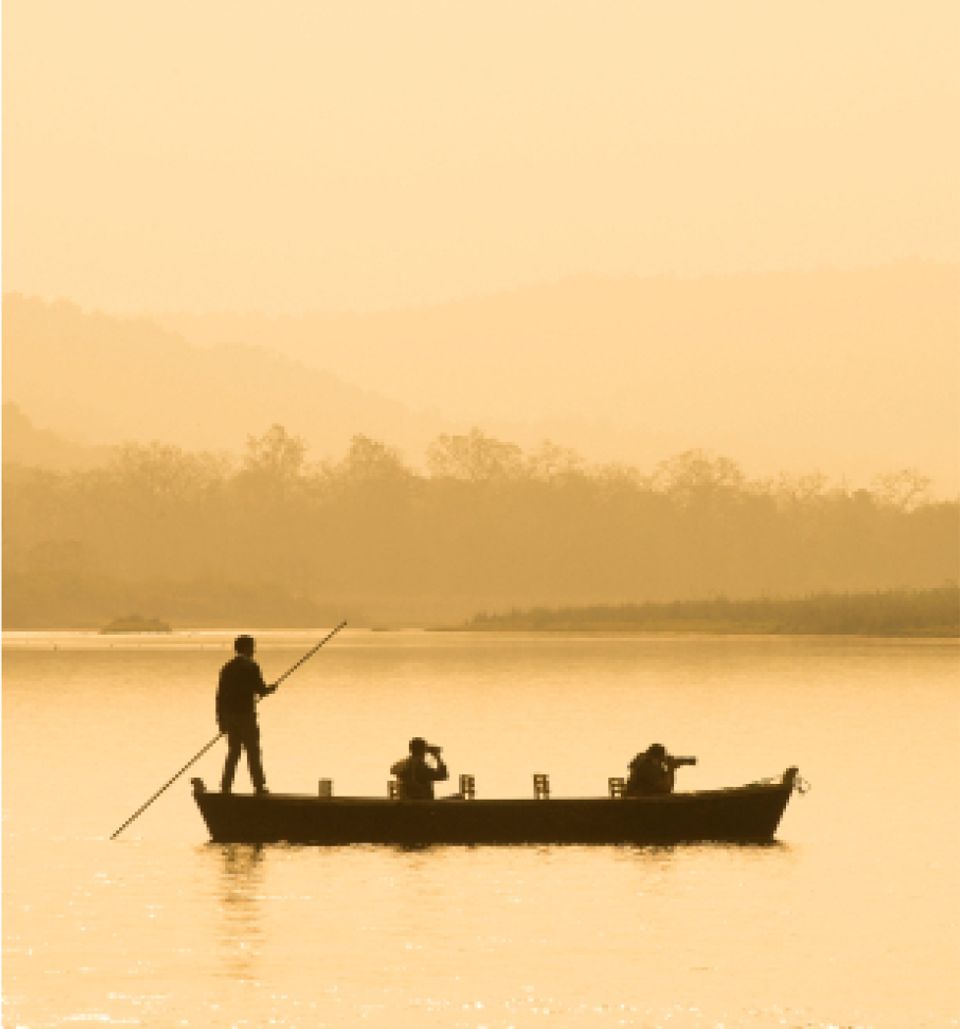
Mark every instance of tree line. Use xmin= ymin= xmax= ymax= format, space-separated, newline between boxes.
xmin=466 ymin=587 xmax=960 ymax=636
xmin=3 ymin=425 xmax=957 ymax=628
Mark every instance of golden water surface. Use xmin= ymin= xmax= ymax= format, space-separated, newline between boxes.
xmin=3 ymin=630 xmax=958 ymax=1027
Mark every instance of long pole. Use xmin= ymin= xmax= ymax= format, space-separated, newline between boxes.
xmin=109 ymin=621 xmax=347 ymax=839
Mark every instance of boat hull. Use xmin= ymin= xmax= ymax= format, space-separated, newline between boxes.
xmin=191 ymin=770 xmax=798 ymax=846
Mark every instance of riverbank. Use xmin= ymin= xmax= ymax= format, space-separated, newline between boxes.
xmin=462 ymin=587 xmax=960 ymax=637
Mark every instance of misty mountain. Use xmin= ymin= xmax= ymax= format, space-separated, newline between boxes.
xmin=4 ymin=263 xmax=958 ymax=492
xmin=2 ymin=402 xmax=112 ymax=471
xmin=163 ymin=263 xmax=960 ymax=491
xmin=2 ymin=294 xmax=446 ymax=460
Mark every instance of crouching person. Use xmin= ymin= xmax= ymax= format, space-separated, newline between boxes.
xmin=626 ymin=743 xmax=696 ymax=796
xmin=390 ymin=737 xmax=449 ymax=799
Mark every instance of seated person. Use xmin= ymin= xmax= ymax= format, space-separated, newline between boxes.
xmin=390 ymin=737 xmax=449 ymax=799
xmin=626 ymin=743 xmax=696 ymax=796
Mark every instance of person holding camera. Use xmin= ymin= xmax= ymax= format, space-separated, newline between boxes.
xmin=390 ymin=737 xmax=449 ymax=799
xmin=625 ymin=743 xmax=696 ymax=796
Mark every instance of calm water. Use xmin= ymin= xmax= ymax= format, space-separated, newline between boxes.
xmin=3 ymin=630 xmax=958 ymax=1028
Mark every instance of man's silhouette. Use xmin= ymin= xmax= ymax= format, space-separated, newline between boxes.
xmin=625 ymin=743 xmax=696 ymax=796
xmin=390 ymin=737 xmax=449 ymax=799
xmin=216 ymin=634 xmax=276 ymax=794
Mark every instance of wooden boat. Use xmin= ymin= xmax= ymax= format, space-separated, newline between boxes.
xmin=191 ymin=767 xmax=802 ymax=846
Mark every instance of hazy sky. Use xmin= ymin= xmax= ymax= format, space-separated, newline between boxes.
xmin=4 ymin=1 xmax=958 ymax=314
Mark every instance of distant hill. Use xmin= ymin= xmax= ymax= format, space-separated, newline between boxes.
xmin=2 ymin=402 xmax=111 ymax=471
xmin=163 ymin=263 xmax=960 ymax=491
xmin=2 ymin=294 xmax=447 ymax=460
xmin=4 ymin=263 xmax=958 ymax=490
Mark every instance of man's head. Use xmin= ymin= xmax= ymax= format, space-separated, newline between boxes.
xmin=646 ymin=743 xmax=666 ymax=759
xmin=234 ymin=634 xmax=255 ymax=657
xmin=409 ymin=736 xmax=428 ymax=756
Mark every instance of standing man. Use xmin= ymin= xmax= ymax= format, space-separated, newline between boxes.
xmin=217 ymin=634 xmax=277 ymax=795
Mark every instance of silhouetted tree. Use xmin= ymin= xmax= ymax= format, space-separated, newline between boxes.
xmin=427 ymin=428 xmax=525 ymax=482
xmin=3 ymin=426 xmax=957 ymax=627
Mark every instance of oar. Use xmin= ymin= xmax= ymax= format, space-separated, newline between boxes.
xmin=109 ymin=621 xmax=347 ymax=839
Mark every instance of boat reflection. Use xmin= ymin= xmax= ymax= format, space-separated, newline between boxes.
xmin=212 ymin=843 xmax=266 ymax=982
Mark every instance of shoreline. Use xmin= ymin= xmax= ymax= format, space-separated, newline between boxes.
xmin=446 ymin=626 xmax=959 ymax=638
xmin=3 ymin=624 xmax=958 ymax=641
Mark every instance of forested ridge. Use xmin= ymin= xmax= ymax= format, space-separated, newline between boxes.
xmin=3 ymin=425 xmax=957 ymax=629
xmin=466 ymin=587 xmax=959 ymax=636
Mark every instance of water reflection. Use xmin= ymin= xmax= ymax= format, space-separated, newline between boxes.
xmin=620 ymin=839 xmax=790 ymax=856
xmin=211 ymin=843 xmax=265 ymax=981
xmin=4 ymin=634 xmax=956 ymax=1029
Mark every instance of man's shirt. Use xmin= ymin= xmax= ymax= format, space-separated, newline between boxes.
xmin=216 ymin=654 xmax=270 ymax=727
xmin=389 ymin=754 xmax=449 ymax=799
